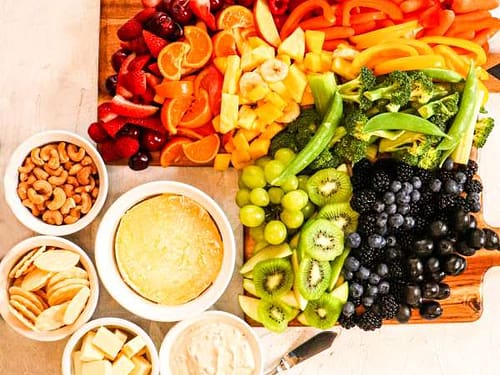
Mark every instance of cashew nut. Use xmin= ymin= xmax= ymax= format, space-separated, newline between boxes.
xmin=60 ymin=198 xmax=76 ymax=215
xmin=33 ymin=180 xmax=53 ymax=196
xmin=64 ymin=214 xmax=79 ymax=225
xmin=48 ymin=170 xmax=68 ymax=186
xmin=81 ymin=155 xmax=94 ymax=166
xmin=30 ymin=148 xmax=44 ymax=166
xmin=63 ymin=183 xmax=75 ymax=197
xmin=46 ymin=149 xmax=60 ymax=170
xmin=42 ymin=210 xmax=63 ymax=225
xmin=27 ymin=188 xmax=47 ymax=205
xmin=80 ymin=192 xmax=92 ymax=214
xmin=73 ymin=194 xmax=82 ymax=204
xmin=22 ymin=199 xmax=40 ymax=216
xmin=67 ymin=176 xmax=79 ymax=187
xmin=67 ymin=144 xmax=86 ymax=162
xmin=43 ymin=164 xmax=63 ymax=176
xmin=26 ymin=175 xmax=36 ymax=185
xmin=91 ymin=187 xmax=99 ymax=199
xmin=63 ymin=161 xmax=73 ymax=170
xmin=69 ymin=163 xmax=83 ymax=176
xmin=19 ymin=172 xmax=29 ymax=182
xmin=58 ymin=142 xmax=70 ymax=163
xmin=46 ymin=187 xmax=66 ymax=211
xmin=17 ymin=182 xmax=29 ymax=200
xmin=40 ymin=144 xmax=57 ymax=161
xmin=33 ymin=167 xmax=49 ymax=180
xmin=64 ymin=207 xmax=81 ymax=224
xmin=76 ymin=166 xmax=92 ymax=186
xmin=18 ymin=157 xmax=35 ymax=174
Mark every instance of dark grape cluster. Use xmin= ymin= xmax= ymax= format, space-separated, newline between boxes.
xmin=340 ymin=158 xmax=500 ymax=331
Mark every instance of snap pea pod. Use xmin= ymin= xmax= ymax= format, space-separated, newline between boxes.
xmin=363 ymin=112 xmax=450 ymax=138
xmin=271 ymin=92 xmax=343 ymax=186
xmin=421 ymin=68 xmax=464 ymax=83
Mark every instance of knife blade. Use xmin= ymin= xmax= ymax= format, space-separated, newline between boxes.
xmin=264 ymin=331 xmax=337 ymax=374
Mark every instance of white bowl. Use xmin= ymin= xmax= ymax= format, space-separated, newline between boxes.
xmin=0 ymin=236 xmax=99 ymax=341
xmin=95 ymin=181 xmax=236 ymax=322
xmin=62 ymin=317 xmax=159 ymax=375
xmin=159 ymin=311 xmax=263 ymax=375
xmin=4 ymin=130 xmax=109 ymax=236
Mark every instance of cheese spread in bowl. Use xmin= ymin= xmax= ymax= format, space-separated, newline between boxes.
xmin=159 ymin=311 xmax=263 ymax=375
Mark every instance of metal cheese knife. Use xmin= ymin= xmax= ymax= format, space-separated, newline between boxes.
xmin=264 ymin=331 xmax=337 ymax=374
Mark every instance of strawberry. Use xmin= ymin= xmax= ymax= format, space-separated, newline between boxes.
xmin=117 ymin=19 xmax=143 ymax=42
xmin=110 ymin=95 xmax=159 ymax=118
xmin=142 ymin=30 xmax=167 ymax=58
xmin=123 ymin=70 xmax=147 ymax=96
xmin=123 ymin=116 xmax=166 ymax=133
xmin=115 ymin=135 xmax=140 ymax=158
xmin=129 ymin=55 xmax=151 ymax=71
xmin=97 ymin=102 xmax=118 ymax=122
xmin=121 ymin=37 xmax=149 ymax=54
xmin=134 ymin=7 xmax=157 ymax=24
xmin=116 ymin=84 xmax=134 ymax=99
xmin=88 ymin=121 xmax=110 ymax=143
xmin=101 ymin=116 xmax=128 ymax=137
xmin=99 ymin=140 xmax=121 ymax=163
xmin=141 ymin=0 xmax=162 ymax=8
xmin=145 ymin=72 xmax=161 ymax=88
xmin=139 ymin=86 xmax=156 ymax=104
xmin=147 ymin=62 xmax=162 ymax=77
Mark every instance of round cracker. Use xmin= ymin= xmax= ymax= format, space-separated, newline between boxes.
xmin=34 ymin=290 xmax=49 ymax=309
xmin=12 ymin=276 xmax=24 ymax=287
xmin=48 ymin=284 xmax=85 ymax=306
xmin=10 ymin=294 xmax=43 ymax=316
xmin=10 ymin=299 xmax=38 ymax=323
xmin=9 ymin=246 xmax=46 ymax=279
xmin=21 ymin=268 xmax=54 ymax=291
xmin=47 ymin=266 xmax=88 ymax=290
xmin=9 ymin=286 xmax=45 ymax=311
xmin=8 ymin=304 xmax=36 ymax=331
xmin=47 ymin=278 xmax=90 ymax=297
xmin=63 ymin=286 xmax=90 ymax=325
xmin=34 ymin=250 xmax=80 ymax=273
xmin=35 ymin=302 xmax=69 ymax=331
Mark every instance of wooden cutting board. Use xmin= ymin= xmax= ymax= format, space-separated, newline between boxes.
xmin=99 ymin=0 xmax=500 ymax=324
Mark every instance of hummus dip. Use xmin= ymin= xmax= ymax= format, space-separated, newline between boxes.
xmin=114 ymin=193 xmax=223 ymax=305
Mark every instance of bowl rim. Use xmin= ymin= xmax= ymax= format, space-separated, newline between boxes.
xmin=158 ymin=310 xmax=263 ymax=375
xmin=3 ymin=130 xmax=109 ymax=236
xmin=94 ymin=180 xmax=236 ymax=322
xmin=61 ymin=316 xmax=160 ymax=375
xmin=0 ymin=235 xmax=99 ymax=341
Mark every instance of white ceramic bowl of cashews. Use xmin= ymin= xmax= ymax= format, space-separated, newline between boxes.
xmin=4 ymin=130 xmax=109 ymax=236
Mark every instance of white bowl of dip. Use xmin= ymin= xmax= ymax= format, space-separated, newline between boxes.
xmin=159 ymin=310 xmax=263 ymax=375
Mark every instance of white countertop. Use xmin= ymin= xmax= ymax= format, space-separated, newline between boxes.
xmin=1 ymin=1 xmax=500 ymax=374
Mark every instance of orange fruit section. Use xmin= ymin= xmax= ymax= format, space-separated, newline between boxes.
xmin=157 ymin=42 xmax=191 ymax=81
xmin=212 ymin=30 xmax=238 ymax=57
xmin=217 ymin=5 xmax=255 ymax=30
xmin=160 ymin=137 xmax=193 ymax=167
xmin=182 ymin=134 xmax=221 ymax=164
xmin=155 ymin=80 xmax=194 ymax=98
xmin=161 ymin=96 xmax=192 ymax=134
xmin=179 ymin=89 xmax=213 ymax=128
xmin=183 ymin=26 xmax=213 ymax=69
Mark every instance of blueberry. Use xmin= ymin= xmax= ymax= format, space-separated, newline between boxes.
xmin=456 ymin=241 xmax=476 ymax=256
xmin=389 ymin=213 xmax=404 ymax=228
xmin=391 ymin=180 xmax=402 ymax=193
xmin=368 ymin=234 xmax=385 ymax=249
xmin=369 ymin=273 xmax=381 ymax=285
xmin=414 ymin=238 xmax=433 ymax=257
xmin=420 ymin=301 xmax=443 ymax=320
xmin=408 ymin=256 xmax=424 ymax=278
xmin=427 ymin=271 xmax=446 ymax=282
xmin=484 ymin=228 xmax=500 ymax=250
xmin=468 ymin=192 xmax=481 ymax=203
xmin=346 ymin=232 xmax=362 ymax=249
xmin=397 ymin=192 xmax=411 ymax=205
xmin=443 ymin=158 xmax=454 ymax=171
xmin=470 ymin=201 xmax=481 ymax=213
xmin=445 ymin=179 xmax=459 ymax=195
xmin=385 ymin=203 xmax=397 ymax=215
xmin=411 ymin=176 xmax=422 ymax=189
xmin=396 ymin=303 xmax=412 ymax=323
xmin=436 ymin=283 xmax=451 ymax=299
xmin=443 ymin=254 xmax=466 ymax=276
xmin=437 ymin=239 xmax=455 ymax=256
xmin=426 ymin=257 xmax=440 ymax=273
xmin=366 ymin=285 xmax=379 ymax=296
xmin=376 ymin=216 xmax=388 ymax=228
xmin=468 ymin=214 xmax=477 ymax=229
xmin=342 ymin=301 xmax=355 ymax=317
xmin=455 ymin=171 xmax=467 ymax=184
xmin=430 ymin=179 xmax=442 ymax=192
xmin=429 ymin=220 xmax=448 ymax=238
xmin=404 ymin=284 xmax=422 ymax=307
xmin=467 ymin=228 xmax=486 ymax=250
xmin=349 ymin=282 xmax=364 ymax=298
xmin=377 ymin=263 xmax=389 ymax=277
xmin=452 ymin=209 xmax=470 ymax=232
xmin=403 ymin=216 xmax=415 ymax=229
xmin=344 ymin=256 xmax=361 ymax=272
xmin=378 ymin=281 xmax=390 ymax=294
xmin=402 ymin=182 xmax=414 ymax=194
xmin=373 ymin=200 xmax=385 ymax=213
xmin=422 ymin=282 xmax=440 ymax=299
xmin=362 ymin=296 xmax=375 ymax=307
xmin=384 ymin=191 xmax=396 ymax=204
xmin=410 ymin=190 xmax=421 ymax=202
xmin=376 ymin=225 xmax=388 ymax=236
xmin=398 ymin=204 xmax=410 ymax=215
xmin=386 ymin=236 xmax=397 ymax=247
xmin=457 ymin=183 xmax=464 ymax=193
xmin=343 ymin=270 xmax=354 ymax=281
xmin=385 ymin=246 xmax=402 ymax=260
xmin=356 ymin=266 xmax=371 ymax=280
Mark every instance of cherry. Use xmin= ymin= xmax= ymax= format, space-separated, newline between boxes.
xmin=118 ymin=124 xmax=141 ymax=139
xmin=145 ymin=11 xmax=176 ymax=39
xmin=236 ymin=0 xmax=255 ymax=7
xmin=210 ymin=0 xmax=224 ymax=12
xmin=168 ymin=22 xmax=184 ymax=41
xmin=105 ymin=74 xmax=118 ymax=96
xmin=141 ymin=129 xmax=168 ymax=151
xmin=168 ymin=0 xmax=193 ymax=25
xmin=111 ymin=49 xmax=129 ymax=72
xmin=128 ymin=151 xmax=151 ymax=170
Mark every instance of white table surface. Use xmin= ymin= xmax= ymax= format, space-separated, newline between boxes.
xmin=1 ymin=1 xmax=500 ymax=374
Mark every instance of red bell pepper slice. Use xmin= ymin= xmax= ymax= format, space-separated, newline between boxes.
xmin=194 ymin=65 xmax=223 ymax=116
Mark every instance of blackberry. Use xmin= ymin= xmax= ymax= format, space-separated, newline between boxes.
xmin=372 ymin=171 xmax=391 ymax=193
xmin=454 ymin=196 xmax=468 ymax=212
xmin=357 ymin=309 xmax=383 ymax=331
xmin=388 ymin=260 xmax=407 ymax=281
xmin=357 ymin=214 xmax=377 ymax=236
xmin=354 ymin=244 xmax=378 ymax=267
xmin=350 ymin=297 xmax=362 ymax=307
xmin=439 ymin=170 xmax=455 ymax=183
xmin=467 ymin=159 xmax=479 ymax=175
xmin=351 ymin=173 xmax=370 ymax=192
xmin=465 ymin=179 xmax=483 ymax=194
xmin=374 ymin=158 xmax=397 ymax=175
xmin=351 ymin=190 xmax=377 ymax=214
xmin=437 ymin=194 xmax=456 ymax=210
xmin=414 ymin=167 xmax=433 ymax=184
xmin=395 ymin=163 xmax=414 ymax=182
xmin=338 ymin=313 xmax=358 ymax=329
xmin=389 ymin=282 xmax=407 ymax=302
xmin=352 ymin=158 xmax=373 ymax=175
xmin=413 ymin=216 xmax=428 ymax=233
xmin=397 ymin=234 xmax=415 ymax=253
xmin=377 ymin=294 xmax=399 ymax=319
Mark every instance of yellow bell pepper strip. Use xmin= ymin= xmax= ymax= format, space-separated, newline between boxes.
xmin=418 ymin=36 xmax=487 ymax=65
xmin=349 ymin=20 xmax=420 ymax=49
xmin=363 ymin=112 xmax=450 ymax=138
xmin=374 ymin=55 xmax=445 ymax=75
xmin=331 ymin=57 xmax=358 ymax=80
xmin=352 ymin=43 xmax=419 ymax=70
xmin=341 ymin=0 xmax=403 ymax=26
xmin=387 ymin=39 xmax=434 ymax=55
xmin=280 ymin=0 xmax=336 ymax=39
xmin=432 ymin=44 xmax=468 ymax=77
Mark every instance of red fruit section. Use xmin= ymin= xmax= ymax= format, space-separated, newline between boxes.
xmin=110 ymin=95 xmax=159 ymax=118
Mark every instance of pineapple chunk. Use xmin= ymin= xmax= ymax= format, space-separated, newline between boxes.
xmin=303 ymin=52 xmax=322 ymax=73
xmin=249 ymin=137 xmax=271 ymax=160
xmin=237 ymin=105 xmax=257 ymax=129
xmin=214 ymin=153 xmax=232 ymax=171
xmin=262 ymin=92 xmax=287 ymax=111
xmin=240 ymin=45 xmax=275 ymax=71
xmin=300 ymin=85 xmax=315 ymax=106
xmin=278 ymin=27 xmax=305 ymax=62
xmin=219 ymin=93 xmax=239 ymax=133
xmin=213 ymin=57 xmax=228 ymax=74
xmin=282 ymin=64 xmax=308 ymax=103
xmin=259 ymin=122 xmax=285 ymax=140
xmin=268 ymin=81 xmax=293 ymax=101
xmin=222 ymin=55 xmax=241 ymax=94
xmin=320 ymin=51 xmax=333 ymax=72
xmin=247 ymin=36 xmax=271 ymax=49
xmin=256 ymin=102 xmax=284 ymax=125
xmin=305 ymin=30 xmax=325 ymax=53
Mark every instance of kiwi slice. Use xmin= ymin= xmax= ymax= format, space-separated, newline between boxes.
xmin=257 ymin=299 xmax=297 ymax=333
xmin=253 ymin=258 xmax=294 ymax=300
xmin=317 ymin=203 xmax=359 ymax=235
xmin=306 ymin=168 xmax=352 ymax=206
xmin=303 ymin=294 xmax=343 ymax=329
xmin=299 ymin=219 xmax=344 ymax=261
xmin=297 ymin=257 xmax=332 ymax=300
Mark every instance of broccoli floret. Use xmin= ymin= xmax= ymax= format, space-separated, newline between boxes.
xmin=391 ymin=136 xmax=442 ymax=170
xmin=343 ymin=109 xmax=371 ymax=142
xmin=306 ymin=149 xmax=343 ymax=172
xmin=338 ymin=67 xmax=377 ymax=111
xmin=430 ymin=82 xmax=454 ymax=100
xmin=473 ymin=117 xmax=495 ymax=148
xmin=332 ymin=135 xmax=369 ymax=164
xmin=363 ymin=71 xmax=411 ymax=112
xmin=417 ymin=92 xmax=460 ymax=122
xmin=408 ymin=71 xmax=434 ymax=105
xmin=378 ymin=131 xmax=427 ymax=153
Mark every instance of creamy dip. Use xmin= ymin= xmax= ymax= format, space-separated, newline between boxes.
xmin=170 ymin=320 xmax=257 ymax=375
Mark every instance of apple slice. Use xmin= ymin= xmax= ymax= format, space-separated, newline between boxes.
xmin=253 ymin=0 xmax=281 ymax=48
xmin=278 ymin=27 xmax=305 ymax=63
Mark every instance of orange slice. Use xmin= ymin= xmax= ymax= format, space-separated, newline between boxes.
xmin=160 ymin=96 xmax=192 ymax=135
xmin=212 ymin=30 xmax=238 ymax=57
xmin=183 ymin=26 xmax=213 ymax=69
xmin=160 ymin=137 xmax=193 ymax=167
xmin=157 ymin=42 xmax=190 ymax=81
xmin=216 ymin=5 xmax=255 ymax=30
xmin=179 ymin=88 xmax=213 ymax=128
xmin=182 ymin=134 xmax=221 ymax=164
xmin=155 ymin=80 xmax=194 ymax=99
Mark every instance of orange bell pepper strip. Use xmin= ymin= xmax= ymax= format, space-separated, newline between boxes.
xmin=350 ymin=11 xmax=387 ymax=24
xmin=374 ymin=55 xmax=445 ymax=75
xmin=299 ymin=15 xmax=336 ymax=30
xmin=280 ymin=0 xmax=336 ymax=39
xmin=322 ymin=26 xmax=356 ymax=40
xmin=352 ymin=43 xmax=420 ymax=69
xmin=350 ymin=20 xmax=419 ymax=49
xmin=341 ymin=0 xmax=403 ymax=26
xmin=418 ymin=36 xmax=487 ymax=65
xmin=352 ymin=20 xmax=378 ymax=34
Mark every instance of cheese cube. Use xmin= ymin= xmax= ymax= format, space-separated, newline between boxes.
xmin=122 ymin=336 xmax=146 ymax=358
xmin=92 ymin=327 xmax=124 ymax=360
xmin=114 ymin=329 xmax=128 ymax=347
xmin=112 ymin=354 xmax=135 ymax=375
xmin=72 ymin=351 xmax=83 ymax=375
xmin=130 ymin=356 xmax=152 ymax=375
xmin=81 ymin=360 xmax=112 ymax=375
xmin=80 ymin=331 xmax=105 ymax=362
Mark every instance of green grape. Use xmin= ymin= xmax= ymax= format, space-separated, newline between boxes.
xmin=297 ymin=175 xmax=309 ymax=191
xmin=249 ymin=225 xmax=266 ymax=242
xmin=239 ymin=205 xmax=266 ymax=227
xmin=264 ymin=220 xmax=288 ymax=245
xmin=280 ymin=209 xmax=304 ymax=229
xmin=235 ymin=189 xmax=251 ymax=207
xmin=255 ymin=156 xmax=272 ymax=169
xmin=268 ymin=187 xmax=284 ymax=204
xmin=281 ymin=190 xmax=309 ymax=211
xmin=264 ymin=160 xmax=285 ymax=184
xmin=274 ymin=148 xmax=296 ymax=165
xmin=301 ymin=201 xmax=316 ymax=219
xmin=280 ymin=175 xmax=299 ymax=192
xmin=250 ymin=187 xmax=270 ymax=207
xmin=240 ymin=165 xmax=266 ymax=189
